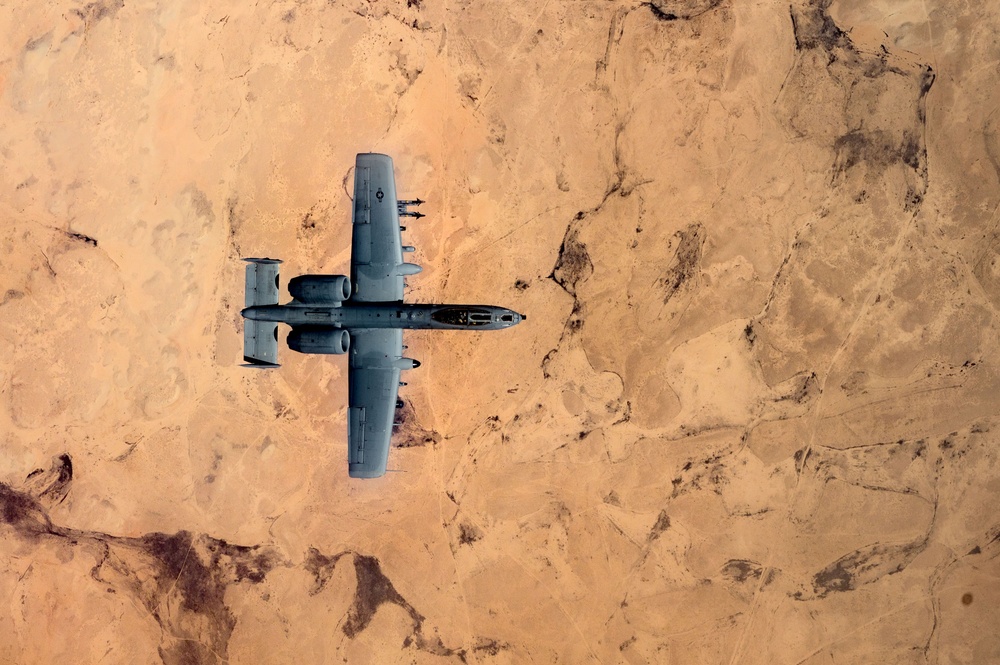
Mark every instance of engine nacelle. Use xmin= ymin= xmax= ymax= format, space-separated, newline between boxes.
xmin=288 ymin=275 xmax=351 ymax=304
xmin=287 ymin=328 xmax=350 ymax=355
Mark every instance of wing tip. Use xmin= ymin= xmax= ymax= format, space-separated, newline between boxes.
xmin=243 ymin=257 xmax=284 ymax=264
xmin=242 ymin=356 xmax=280 ymax=368
xmin=356 ymin=152 xmax=394 ymax=168
xmin=348 ymin=465 xmax=387 ymax=479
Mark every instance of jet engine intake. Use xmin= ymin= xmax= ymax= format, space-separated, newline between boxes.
xmin=287 ymin=328 xmax=350 ymax=355
xmin=288 ymin=275 xmax=352 ymax=303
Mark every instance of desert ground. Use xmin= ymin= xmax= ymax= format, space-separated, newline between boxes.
xmin=2 ymin=0 xmax=999 ymax=663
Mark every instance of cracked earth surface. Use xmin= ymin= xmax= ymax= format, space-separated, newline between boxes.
xmin=1 ymin=0 xmax=999 ymax=662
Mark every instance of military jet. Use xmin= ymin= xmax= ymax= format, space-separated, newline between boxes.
xmin=241 ymin=153 xmax=525 ymax=479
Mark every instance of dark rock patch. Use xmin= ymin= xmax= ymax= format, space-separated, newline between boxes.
xmin=648 ymin=510 xmax=671 ymax=541
xmin=474 ymin=637 xmax=510 ymax=655
xmin=343 ymin=555 xmax=424 ymax=638
xmin=646 ymin=0 xmax=723 ymax=22
xmin=811 ymin=539 xmax=927 ymax=598
xmin=458 ymin=522 xmax=483 ymax=546
xmin=789 ymin=0 xmax=850 ymax=52
xmin=724 ymin=559 xmax=757 ymax=583
xmin=71 ymin=0 xmax=125 ymax=24
xmin=304 ymin=547 xmax=350 ymax=595
xmin=660 ymin=223 xmax=705 ymax=303
xmin=392 ymin=399 xmax=442 ymax=448
xmin=24 ymin=454 xmax=73 ymax=506
xmin=66 ymin=231 xmax=98 ymax=247
xmin=0 ymin=483 xmax=53 ymax=539
xmin=549 ymin=227 xmax=593 ymax=297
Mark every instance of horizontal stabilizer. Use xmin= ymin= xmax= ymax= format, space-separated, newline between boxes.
xmin=244 ymin=320 xmax=280 ymax=367
xmin=243 ymin=258 xmax=283 ymax=307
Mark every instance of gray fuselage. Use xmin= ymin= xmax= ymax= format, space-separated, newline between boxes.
xmin=242 ymin=301 xmax=525 ymax=331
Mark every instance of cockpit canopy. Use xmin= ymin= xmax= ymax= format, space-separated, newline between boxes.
xmin=432 ymin=306 xmax=494 ymax=326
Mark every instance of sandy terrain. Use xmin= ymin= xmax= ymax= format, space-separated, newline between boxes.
xmin=1 ymin=0 xmax=999 ymax=662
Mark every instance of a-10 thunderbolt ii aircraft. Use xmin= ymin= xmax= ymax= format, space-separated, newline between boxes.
xmin=241 ymin=153 xmax=525 ymax=479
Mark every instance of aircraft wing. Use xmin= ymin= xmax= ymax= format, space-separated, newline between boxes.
xmin=347 ymin=328 xmax=403 ymax=478
xmin=350 ymin=153 xmax=405 ymax=302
